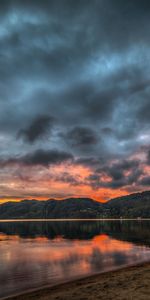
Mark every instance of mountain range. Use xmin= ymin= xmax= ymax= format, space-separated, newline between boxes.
xmin=0 ymin=190 xmax=149 ymax=219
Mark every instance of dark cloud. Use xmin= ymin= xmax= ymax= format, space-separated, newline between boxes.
xmin=86 ymin=159 xmax=144 ymax=190
xmin=65 ymin=126 xmax=98 ymax=147
xmin=0 ymin=0 xmax=150 ymax=198
xmin=75 ymin=157 xmax=103 ymax=168
xmin=18 ymin=115 xmax=54 ymax=143
xmin=0 ymin=149 xmax=73 ymax=167
xmin=98 ymin=160 xmax=140 ymax=181
xmin=53 ymin=172 xmax=81 ymax=186
xmin=139 ymin=176 xmax=150 ymax=186
xmin=147 ymin=149 xmax=150 ymax=165
xmin=20 ymin=149 xmax=73 ymax=167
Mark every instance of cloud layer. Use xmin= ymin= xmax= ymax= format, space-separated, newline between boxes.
xmin=0 ymin=0 xmax=149 ymax=201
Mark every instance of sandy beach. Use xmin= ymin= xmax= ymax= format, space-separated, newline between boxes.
xmin=6 ymin=262 xmax=150 ymax=300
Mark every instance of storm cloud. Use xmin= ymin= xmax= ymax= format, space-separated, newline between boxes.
xmin=0 ymin=0 xmax=149 ymax=200
xmin=0 ymin=149 xmax=73 ymax=167
xmin=86 ymin=158 xmax=145 ymax=190
xmin=18 ymin=115 xmax=54 ymax=143
xmin=64 ymin=126 xmax=98 ymax=147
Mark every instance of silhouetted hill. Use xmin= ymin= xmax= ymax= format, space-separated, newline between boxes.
xmin=0 ymin=191 xmax=149 ymax=219
xmin=105 ymin=191 xmax=150 ymax=218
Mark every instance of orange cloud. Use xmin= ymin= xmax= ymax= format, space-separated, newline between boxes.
xmin=0 ymin=160 xmax=143 ymax=203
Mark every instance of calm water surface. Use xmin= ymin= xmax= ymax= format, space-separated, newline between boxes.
xmin=0 ymin=220 xmax=150 ymax=298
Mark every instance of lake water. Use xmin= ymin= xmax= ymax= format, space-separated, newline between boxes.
xmin=0 ymin=220 xmax=150 ymax=299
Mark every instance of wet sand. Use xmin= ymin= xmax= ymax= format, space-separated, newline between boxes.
xmin=6 ymin=262 xmax=150 ymax=300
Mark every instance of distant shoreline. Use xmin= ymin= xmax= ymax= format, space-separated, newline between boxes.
xmin=0 ymin=218 xmax=150 ymax=222
xmin=2 ymin=261 xmax=150 ymax=300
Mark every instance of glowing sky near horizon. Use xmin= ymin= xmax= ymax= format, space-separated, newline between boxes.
xmin=0 ymin=0 xmax=150 ymax=202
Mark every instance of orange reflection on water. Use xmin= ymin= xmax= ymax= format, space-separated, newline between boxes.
xmin=92 ymin=234 xmax=132 ymax=252
xmin=1 ymin=224 xmax=150 ymax=300
xmin=0 ymin=232 xmax=133 ymax=265
xmin=0 ymin=233 xmax=20 ymax=241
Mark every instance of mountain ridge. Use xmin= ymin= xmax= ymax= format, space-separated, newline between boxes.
xmin=0 ymin=190 xmax=150 ymax=219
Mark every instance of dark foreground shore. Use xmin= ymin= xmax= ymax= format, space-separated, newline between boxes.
xmin=7 ymin=263 xmax=150 ymax=300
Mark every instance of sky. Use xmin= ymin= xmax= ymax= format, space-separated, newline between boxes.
xmin=0 ymin=0 xmax=150 ymax=202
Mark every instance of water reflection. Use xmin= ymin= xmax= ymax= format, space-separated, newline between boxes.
xmin=0 ymin=221 xmax=150 ymax=298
